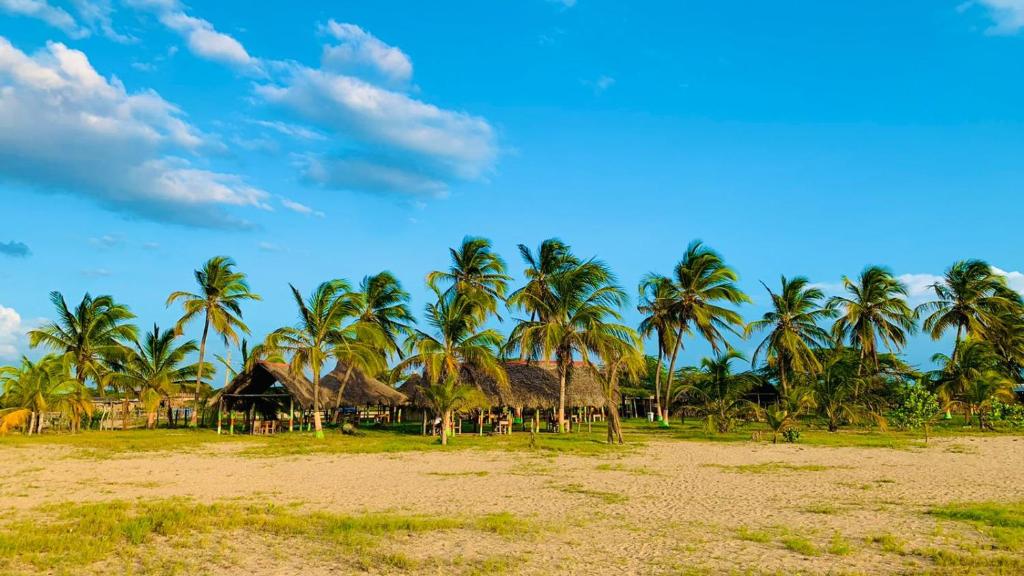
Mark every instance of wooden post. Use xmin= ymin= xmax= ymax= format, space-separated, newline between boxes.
xmin=289 ymin=398 xmax=294 ymax=432
xmin=217 ymin=398 xmax=223 ymax=435
xmin=229 ymin=410 xmax=235 ymax=435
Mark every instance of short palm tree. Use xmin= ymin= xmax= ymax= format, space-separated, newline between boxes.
xmin=106 ymin=325 xmax=209 ymax=430
xmin=426 ymin=236 xmax=510 ymax=321
xmin=267 ymin=280 xmax=362 ymax=439
xmin=930 ymin=338 xmax=1015 ymax=427
xmin=746 ymin=276 xmax=833 ymax=394
xmin=659 ymin=242 xmax=749 ymax=424
xmin=679 ymin=350 xmax=760 ymax=433
xmin=593 ymin=324 xmax=643 ymax=444
xmin=167 ymin=256 xmax=260 ymax=426
xmin=28 ymin=291 xmax=137 ymax=393
xmin=917 ymin=260 xmax=1023 ymax=360
xmin=399 ymin=287 xmax=508 ymax=445
xmin=829 ymin=266 xmax=917 ymax=374
xmin=812 ymin=349 xmax=886 ymax=432
xmin=508 ymin=257 xmax=631 ymax=432
xmin=762 ymin=385 xmax=815 ymax=443
xmin=637 ymin=274 xmax=679 ymax=421
xmin=0 ymin=355 xmax=87 ymax=434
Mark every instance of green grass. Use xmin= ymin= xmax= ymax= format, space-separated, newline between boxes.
xmin=551 ymin=482 xmax=628 ymax=504
xmin=827 ymin=533 xmax=852 ymax=555
xmin=704 ymin=461 xmax=833 ymax=474
xmin=803 ymin=503 xmax=841 ymax=515
xmin=868 ymin=532 xmax=905 ymax=554
xmin=594 ymin=462 xmax=660 ymax=476
xmin=426 ymin=470 xmax=490 ymax=478
xmin=930 ymin=501 xmax=1024 ymax=552
xmin=0 ymin=498 xmax=535 ymax=575
xmin=735 ymin=526 xmax=772 ymax=543
xmin=781 ymin=536 xmax=820 ymax=556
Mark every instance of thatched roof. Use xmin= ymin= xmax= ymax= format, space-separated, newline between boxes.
xmin=321 ymin=362 xmax=406 ymax=407
xmin=221 ymin=361 xmax=406 ymax=410
xmin=396 ymin=374 xmax=429 ymax=407
xmin=404 ymin=360 xmax=607 ymax=410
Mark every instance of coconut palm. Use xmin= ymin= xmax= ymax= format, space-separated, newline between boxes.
xmin=761 ymin=385 xmax=815 ymax=443
xmin=355 ymin=272 xmax=415 ymax=363
xmin=426 ymin=236 xmax=510 ymax=321
xmin=929 ymin=338 xmax=1016 ymax=427
xmin=637 ymin=274 xmax=680 ymax=422
xmin=105 ymin=325 xmax=210 ymax=430
xmin=829 ymin=266 xmax=917 ymax=374
xmin=399 ymin=287 xmax=507 ymax=445
xmin=507 ymin=256 xmax=631 ymax=432
xmin=655 ymin=241 xmax=750 ymax=423
xmin=958 ymin=371 xmax=1016 ymax=430
xmin=678 ymin=350 xmax=760 ymax=433
xmin=593 ymin=325 xmax=643 ymax=444
xmin=812 ymin=348 xmax=887 ymax=432
xmin=509 ymin=239 xmax=580 ymax=322
xmin=0 ymin=355 xmax=88 ymax=434
xmin=167 ymin=256 xmax=260 ymax=426
xmin=28 ymin=291 xmax=137 ymax=394
xmin=917 ymin=260 xmax=1023 ymax=360
xmin=266 ymin=280 xmax=363 ymax=439
xmin=746 ymin=276 xmax=833 ymax=394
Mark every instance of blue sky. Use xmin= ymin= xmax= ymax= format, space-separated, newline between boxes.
xmin=1 ymin=0 xmax=1023 ymax=372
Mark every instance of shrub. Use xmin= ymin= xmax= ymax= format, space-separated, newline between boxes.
xmin=890 ymin=385 xmax=942 ymax=439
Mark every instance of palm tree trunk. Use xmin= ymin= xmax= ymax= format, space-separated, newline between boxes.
xmin=123 ymin=397 xmax=130 ymax=431
xmin=332 ymin=364 xmax=356 ymax=416
xmin=662 ymin=327 xmax=685 ymax=425
xmin=312 ymin=367 xmax=324 ymax=439
xmin=653 ymin=346 xmax=664 ymax=421
xmin=441 ymin=409 xmax=451 ymax=446
xmin=557 ymin=353 xmax=568 ymax=433
xmin=192 ymin=313 xmax=211 ymax=427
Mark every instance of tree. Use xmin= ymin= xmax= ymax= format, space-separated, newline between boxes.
xmin=400 ymin=287 xmax=507 ymax=446
xmin=638 ymin=274 xmax=679 ymax=422
xmin=167 ymin=256 xmax=260 ymax=427
xmin=510 ymin=239 xmax=579 ymax=320
xmin=930 ymin=339 xmax=1016 ymax=428
xmin=0 ymin=355 xmax=89 ymax=434
xmin=507 ymin=255 xmax=631 ymax=432
xmin=918 ymin=260 xmax=1023 ymax=361
xmin=829 ymin=266 xmax=917 ymax=374
xmin=357 ymin=272 xmax=415 ymax=360
xmin=889 ymin=383 xmax=944 ymax=442
xmin=267 ymin=280 xmax=361 ymax=439
xmin=655 ymin=241 xmax=750 ymax=424
xmin=812 ymin=348 xmax=887 ymax=432
xmin=679 ymin=350 xmax=760 ymax=433
xmin=105 ymin=325 xmax=210 ymax=430
xmin=593 ymin=324 xmax=643 ymax=444
xmin=746 ymin=276 xmax=833 ymax=394
xmin=28 ymin=292 xmax=137 ymax=396
xmin=426 ymin=236 xmax=510 ymax=321
xmin=761 ymin=386 xmax=814 ymax=444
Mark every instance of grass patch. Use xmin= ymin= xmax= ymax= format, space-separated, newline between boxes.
xmin=551 ymin=482 xmax=627 ymax=504
xmin=868 ymin=532 xmax=905 ymax=554
xmin=427 ymin=470 xmax=490 ymax=478
xmin=781 ymin=536 xmax=820 ymax=556
xmin=705 ymin=461 xmax=832 ymax=474
xmin=735 ymin=526 xmax=772 ymax=543
xmin=803 ymin=503 xmax=840 ymax=515
xmin=930 ymin=501 xmax=1024 ymax=552
xmin=0 ymin=498 xmax=534 ymax=575
xmin=827 ymin=533 xmax=852 ymax=555
xmin=594 ymin=462 xmax=660 ymax=476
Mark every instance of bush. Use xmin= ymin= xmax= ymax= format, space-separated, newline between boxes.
xmin=991 ymin=399 xmax=1024 ymax=428
xmin=782 ymin=428 xmax=800 ymax=443
xmin=889 ymin=385 xmax=941 ymax=432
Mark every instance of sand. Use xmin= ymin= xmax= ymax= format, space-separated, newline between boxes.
xmin=1 ymin=436 xmax=1022 ymax=574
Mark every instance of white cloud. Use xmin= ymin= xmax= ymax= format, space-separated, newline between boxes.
xmin=992 ymin=267 xmax=1024 ymax=294
xmin=583 ymin=74 xmax=615 ymax=94
xmin=279 ymin=196 xmax=324 ymax=217
xmin=0 ymin=0 xmax=88 ymax=38
xmin=301 ymin=155 xmax=449 ymax=197
xmin=125 ymin=0 xmax=261 ymax=73
xmin=71 ymin=0 xmax=133 ymax=42
xmin=0 ymin=304 xmax=25 ymax=359
xmin=257 ymin=64 xmax=496 ymax=185
xmin=249 ymin=119 xmax=324 ymax=141
xmin=320 ymin=20 xmax=413 ymax=86
xmin=257 ymin=241 xmax=282 ymax=252
xmin=81 ymin=267 xmax=112 ymax=277
xmin=896 ymin=273 xmax=943 ymax=300
xmin=88 ymin=234 xmax=122 ymax=248
xmin=972 ymin=0 xmax=1024 ymax=34
xmin=0 ymin=36 xmax=269 ymax=227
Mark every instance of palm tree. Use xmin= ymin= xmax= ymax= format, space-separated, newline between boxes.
xmin=746 ymin=276 xmax=833 ymax=394
xmin=105 ymin=325 xmax=210 ymax=430
xmin=657 ymin=241 xmax=750 ymax=423
xmin=638 ymin=274 xmax=679 ymax=422
xmin=509 ymin=239 xmax=579 ymax=321
xmin=167 ymin=256 xmax=260 ymax=426
xmin=918 ymin=260 xmax=1023 ymax=361
xmin=426 ymin=236 xmax=510 ymax=321
xmin=812 ymin=348 xmax=886 ymax=432
xmin=399 ymin=287 xmax=507 ymax=445
xmin=829 ymin=266 xmax=917 ymax=374
xmin=0 ymin=355 xmax=88 ymax=434
xmin=679 ymin=350 xmax=760 ymax=433
xmin=356 ymin=272 xmax=415 ymax=360
xmin=930 ymin=338 xmax=1015 ymax=427
xmin=266 ymin=280 xmax=361 ymax=439
xmin=507 ymin=256 xmax=631 ymax=432
xmin=28 ymin=291 xmax=137 ymax=395
xmin=593 ymin=325 xmax=643 ymax=444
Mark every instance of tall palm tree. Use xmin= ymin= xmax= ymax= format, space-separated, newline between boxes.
xmin=658 ymin=241 xmax=750 ymax=423
xmin=746 ymin=276 xmax=833 ymax=394
xmin=509 ymin=239 xmax=579 ymax=321
xmin=829 ymin=266 xmax=917 ymax=374
xmin=28 ymin=291 xmax=137 ymax=394
xmin=637 ymin=274 xmax=679 ymax=422
xmin=266 ymin=280 xmax=362 ymax=439
xmin=357 ymin=271 xmax=415 ymax=359
xmin=679 ymin=350 xmax=761 ymax=433
xmin=106 ymin=325 xmax=210 ymax=429
xmin=399 ymin=287 xmax=507 ymax=445
xmin=508 ymin=256 xmax=630 ymax=432
xmin=167 ymin=256 xmax=260 ymax=426
xmin=426 ymin=236 xmax=510 ymax=321
xmin=0 ymin=355 xmax=87 ymax=434
xmin=918 ymin=260 xmax=1023 ymax=361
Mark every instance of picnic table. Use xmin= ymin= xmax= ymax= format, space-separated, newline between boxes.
xmin=252 ymin=421 xmax=278 ymax=435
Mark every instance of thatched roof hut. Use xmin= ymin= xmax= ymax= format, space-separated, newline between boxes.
xmin=221 ymin=361 xmax=405 ymax=411
xmin=321 ymin=362 xmax=406 ymax=407
xmin=396 ymin=374 xmax=429 ymax=408
xmin=404 ymin=360 xmax=606 ymax=410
